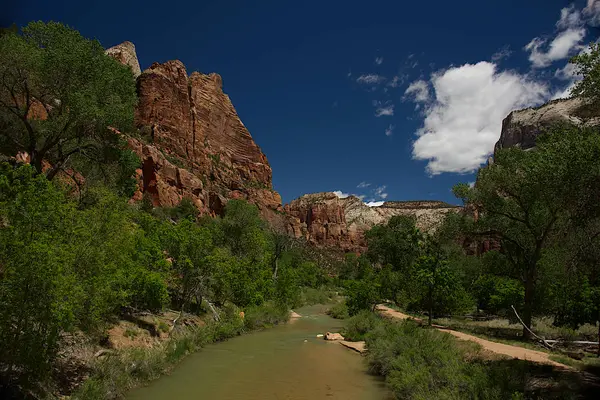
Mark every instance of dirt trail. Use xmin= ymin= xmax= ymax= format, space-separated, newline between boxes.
xmin=375 ymin=304 xmax=566 ymax=367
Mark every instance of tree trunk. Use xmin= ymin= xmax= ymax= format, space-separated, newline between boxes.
xmin=272 ymin=258 xmax=278 ymax=279
xmin=522 ymin=269 xmax=535 ymax=340
xmin=597 ymin=321 xmax=599 ymax=357
xmin=428 ymin=286 xmax=433 ymax=326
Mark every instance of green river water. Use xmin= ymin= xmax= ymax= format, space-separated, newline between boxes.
xmin=127 ymin=304 xmax=391 ymax=400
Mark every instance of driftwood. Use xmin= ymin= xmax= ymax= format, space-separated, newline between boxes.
xmin=545 ymin=340 xmax=599 ymax=345
xmin=511 ymin=305 xmax=554 ymax=349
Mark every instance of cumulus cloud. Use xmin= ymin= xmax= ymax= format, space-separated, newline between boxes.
xmin=584 ymin=0 xmax=600 ymax=26
xmin=409 ymin=62 xmax=548 ymax=175
xmin=357 ymin=182 xmax=371 ymax=188
xmin=385 ymin=124 xmax=395 ymax=136
xmin=525 ymin=6 xmax=585 ymax=68
xmin=366 ymin=201 xmax=385 ymax=207
xmin=333 ymin=190 xmax=350 ymax=198
xmin=356 ymin=74 xmax=386 ymax=84
xmin=375 ymin=57 xmax=384 ymax=65
xmin=404 ymin=80 xmax=430 ymax=103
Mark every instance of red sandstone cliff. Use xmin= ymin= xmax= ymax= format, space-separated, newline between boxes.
xmin=106 ymin=42 xmax=283 ymax=220
xmin=285 ymin=192 xmax=461 ymax=251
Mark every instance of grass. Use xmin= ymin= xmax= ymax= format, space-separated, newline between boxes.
xmin=298 ymin=286 xmax=336 ymax=306
xmin=432 ymin=315 xmax=598 ymax=342
xmin=351 ymin=312 xmax=599 ymax=400
xmin=72 ymin=301 xmax=289 ymax=400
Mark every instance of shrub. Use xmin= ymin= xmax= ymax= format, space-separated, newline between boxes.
xmin=243 ymin=302 xmax=289 ymax=330
xmin=327 ymin=302 xmax=349 ymax=319
xmin=342 ymin=311 xmax=382 ymax=341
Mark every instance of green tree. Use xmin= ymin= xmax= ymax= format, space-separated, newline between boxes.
xmin=0 ymin=164 xmax=80 ymax=388
xmin=453 ymin=126 xmax=600 ymax=338
xmin=365 ymin=215 xmax=421 ymax=306
xmin=0 ymin=22 xmax=137 ymax=179
xmin=413 ymin=235 xmax=470 ymax=325
xmin=570 ymin=42 xmax=600 ymax=105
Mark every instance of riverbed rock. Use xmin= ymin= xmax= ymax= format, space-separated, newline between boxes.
xmin=324 ymin=332 xmax=344 ymax=341
xmin=290 ymin=311 xmax=301 ymax=318
xmin=339 ymin=340 xmax=366 ymax=354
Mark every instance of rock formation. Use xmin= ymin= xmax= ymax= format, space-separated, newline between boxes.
xmin=106 ymin=41 xmax=141 ymax=78
xmin=495 ymin=97 xmax=600 ymax=154
xmin=106 ymin=42 xmax=283 ymax=221
xmin=285 ymin=192 xmax=461 ymax=251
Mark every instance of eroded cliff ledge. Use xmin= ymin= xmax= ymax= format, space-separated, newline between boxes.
xmin=285 ymin=192 xmax=461 ymax=251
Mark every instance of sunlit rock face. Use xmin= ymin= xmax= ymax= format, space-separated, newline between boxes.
xmin=285 ymin=192 xmax=461 ymax=252
xmin=106 ymin=42 xmax=283 ymax=222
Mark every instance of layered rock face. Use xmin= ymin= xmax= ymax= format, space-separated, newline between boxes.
xmin=495 ymin=97 xmax=600 ymax=154
xmin=286 ymin=192 xmax=461 ymax=251
xmin=106 ymin=41 xmax=141 ymax=78
xmin=106 ymin=42 xmax=283 ymax=220
xmin=285 ymin=193 xmax=354 ymax=250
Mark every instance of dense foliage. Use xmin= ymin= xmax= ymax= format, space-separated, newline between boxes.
xmin=0 ymin=164 xmax=329 ymax=395
xmin=0 ymin=21 xmax=138 ymax=186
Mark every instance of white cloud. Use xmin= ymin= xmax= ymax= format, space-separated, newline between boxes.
xmin=375 ymin=103 xmax=394 ymax=117
xmin=555 ymin=62 xmax=578 ymax=80
xmin=468 ymin=181 xmax=475 ymax=188
xmin=366 ymin=201 xmax=385 ymax=207
xmin=333 ymin=190 xmax=349 ymax=199
xmin=385 ymin=124 xmax=395 ymax=136
xmin=404 ymin=80 xmax=430 ymax=102
xmin=375 ymin=57 xmax=384 ymax=65
xmin=374 ymin=185 xmax=388 ymax=199
xmin=357 ymin=181 xmax=371 ymax=188
xmin=552 ymin=80 xmax=577 ymax=99
xmin=356 ymin=74 xmax=385 ymax=84
xmin=491 ymin=46 xmax=512 ymax=62
xmin=557 ymin=5 xmax=582 ymax=29
xmin=525 ymin=6 xmax=585 ymax=68
xmin=584 ymin=0 xmax=600 ymax=26
xmin=410 ymin=62 xmax=548 ymax=175
xmin=387 ymin=76 xmax=401 ymax=88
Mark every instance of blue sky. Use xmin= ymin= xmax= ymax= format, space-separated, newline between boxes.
xmin=7 ymin=0 xmax=600 ymax=205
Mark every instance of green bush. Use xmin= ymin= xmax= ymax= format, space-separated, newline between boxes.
xmin=243 ymin=302 xmax=289 ymax=330
xmin=363 ymin=318 xmax=567 ymax=400
xmin=327 ymin=301 xmax=349 ymax=319
xmin=342 ymin=311 xmax=382 ymax=341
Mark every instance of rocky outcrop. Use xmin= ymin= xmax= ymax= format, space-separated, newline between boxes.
xmin=495 ymin=97 xmax=600 ymax=154
xmin=106 ymin=41 xmax=141 ymax=78
xmin=285 ymin=192 xmax=352 ymax=249
xmin=285 ymin=192 xmax=461 ymax=251
xmin=106 ymin=42 xmax=283 ymax=220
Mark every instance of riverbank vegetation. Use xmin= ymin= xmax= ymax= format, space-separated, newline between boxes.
xmin=0 ymin=22 xmax=337 ymax=399
xmin=345 ymin=312 xmax=593 ymax=400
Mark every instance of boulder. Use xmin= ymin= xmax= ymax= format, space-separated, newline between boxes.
xmin=324 ymin=332 xmax=345 ymax=341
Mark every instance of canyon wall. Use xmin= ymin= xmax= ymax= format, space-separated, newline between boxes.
xmin=285 ymin=192 xmax=461 ymax=251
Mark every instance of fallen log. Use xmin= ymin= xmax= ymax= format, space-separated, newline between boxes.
xmin=511 ymin=305 xmax=554 ymax=350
